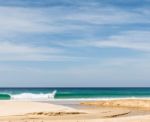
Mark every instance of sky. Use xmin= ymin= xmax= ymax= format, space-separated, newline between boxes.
xmin=0 ymin=0 xmax=150 ymax=87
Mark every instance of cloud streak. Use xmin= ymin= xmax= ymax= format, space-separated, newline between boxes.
xmin=0 ymin=0 xmax=149 ymax=35
xmin=89 ymin=31 xmax=150 ymax=52
xmin=53 ymin=30 xmax=150 ymax=53
xmin=0 ymin=42 xmax=77 ymax=61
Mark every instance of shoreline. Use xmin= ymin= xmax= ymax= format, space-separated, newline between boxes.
xmin=2 ymin=96 xmax=150 ymax=101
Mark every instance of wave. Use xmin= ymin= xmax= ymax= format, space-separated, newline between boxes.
xmin=0 ymin=93 xmax=11 ymax=100
xmin=11 ymin=90 xmax=57 ymax=101
xmin=1 ymin=90 xmax=150 ymax=101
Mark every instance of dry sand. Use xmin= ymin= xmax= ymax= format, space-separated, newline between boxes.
xmin=81 ymin=99 xmax=150 ymax=110
xmin=0 ymin=101 xmax=83 ymax=116
xmin=0 ymin=100 xmax=150 ymax=122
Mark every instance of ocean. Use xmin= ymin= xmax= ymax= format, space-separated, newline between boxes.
xmin=0 ymin=87 xmax=150 ymax=101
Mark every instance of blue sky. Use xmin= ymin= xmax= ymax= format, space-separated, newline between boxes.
xmin=0 ymin=0 xmax=150 ymax=87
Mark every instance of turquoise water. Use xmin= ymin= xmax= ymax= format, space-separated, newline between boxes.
xmin=0 ymin=88 xmax=150 ymax=100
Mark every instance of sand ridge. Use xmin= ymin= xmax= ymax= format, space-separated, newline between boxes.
xmin=81 ymin=99 xmax=150 ymax=109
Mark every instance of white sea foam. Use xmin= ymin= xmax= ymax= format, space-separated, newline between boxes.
xmin=8 ymin=90 xmax=150 ymax=101
xmin=11 ymin=90 xmax=57 ymax=101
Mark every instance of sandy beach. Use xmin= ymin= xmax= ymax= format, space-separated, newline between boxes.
xmin=81 ymin=99 xmax=150 ymax=110
xmin=0 ymin=0 xmax=149 ymax=122
xmin=0 ymin=99 xmax=150 ymax=122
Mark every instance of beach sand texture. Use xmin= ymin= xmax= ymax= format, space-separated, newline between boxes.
xmin=81 ymin=99 xmax=150 ymax=109
xmin=0 ymin=100 xmax=150 ymax=122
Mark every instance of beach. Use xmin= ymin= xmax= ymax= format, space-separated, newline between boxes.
xmin=0 ymin=99 xmax=150 ymax=122
xmin=0 ymin=0 xmax=150 ymax=120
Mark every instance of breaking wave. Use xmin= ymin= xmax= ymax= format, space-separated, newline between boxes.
xmin=10 ymin=90 xmax=57 ymax=101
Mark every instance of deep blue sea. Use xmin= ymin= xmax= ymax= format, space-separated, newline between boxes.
xmin=0 ymin=87 xmax=150 ymax=101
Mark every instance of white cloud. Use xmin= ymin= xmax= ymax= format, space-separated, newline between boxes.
xmin=89 ymin=31 xmax=150 ymax=52
xmin=55 ymin=30 xmax=150 ymax=52
xmin=0 ymin=42 xmax=61 ymax=54
xmin=65 ymin=7 xmax=150 ymax=24
xmin=0 ymin=6 xmax=90 ymax=35
xmin=0 ymin=3 xmax=149 ymax=60
xmin=0 ymin=42 xmax=77 ymax=61
xmin=0 ymin=54 xmax=78 ymax=61
xmin=0 ymin=4 xmax=149 ymax=36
